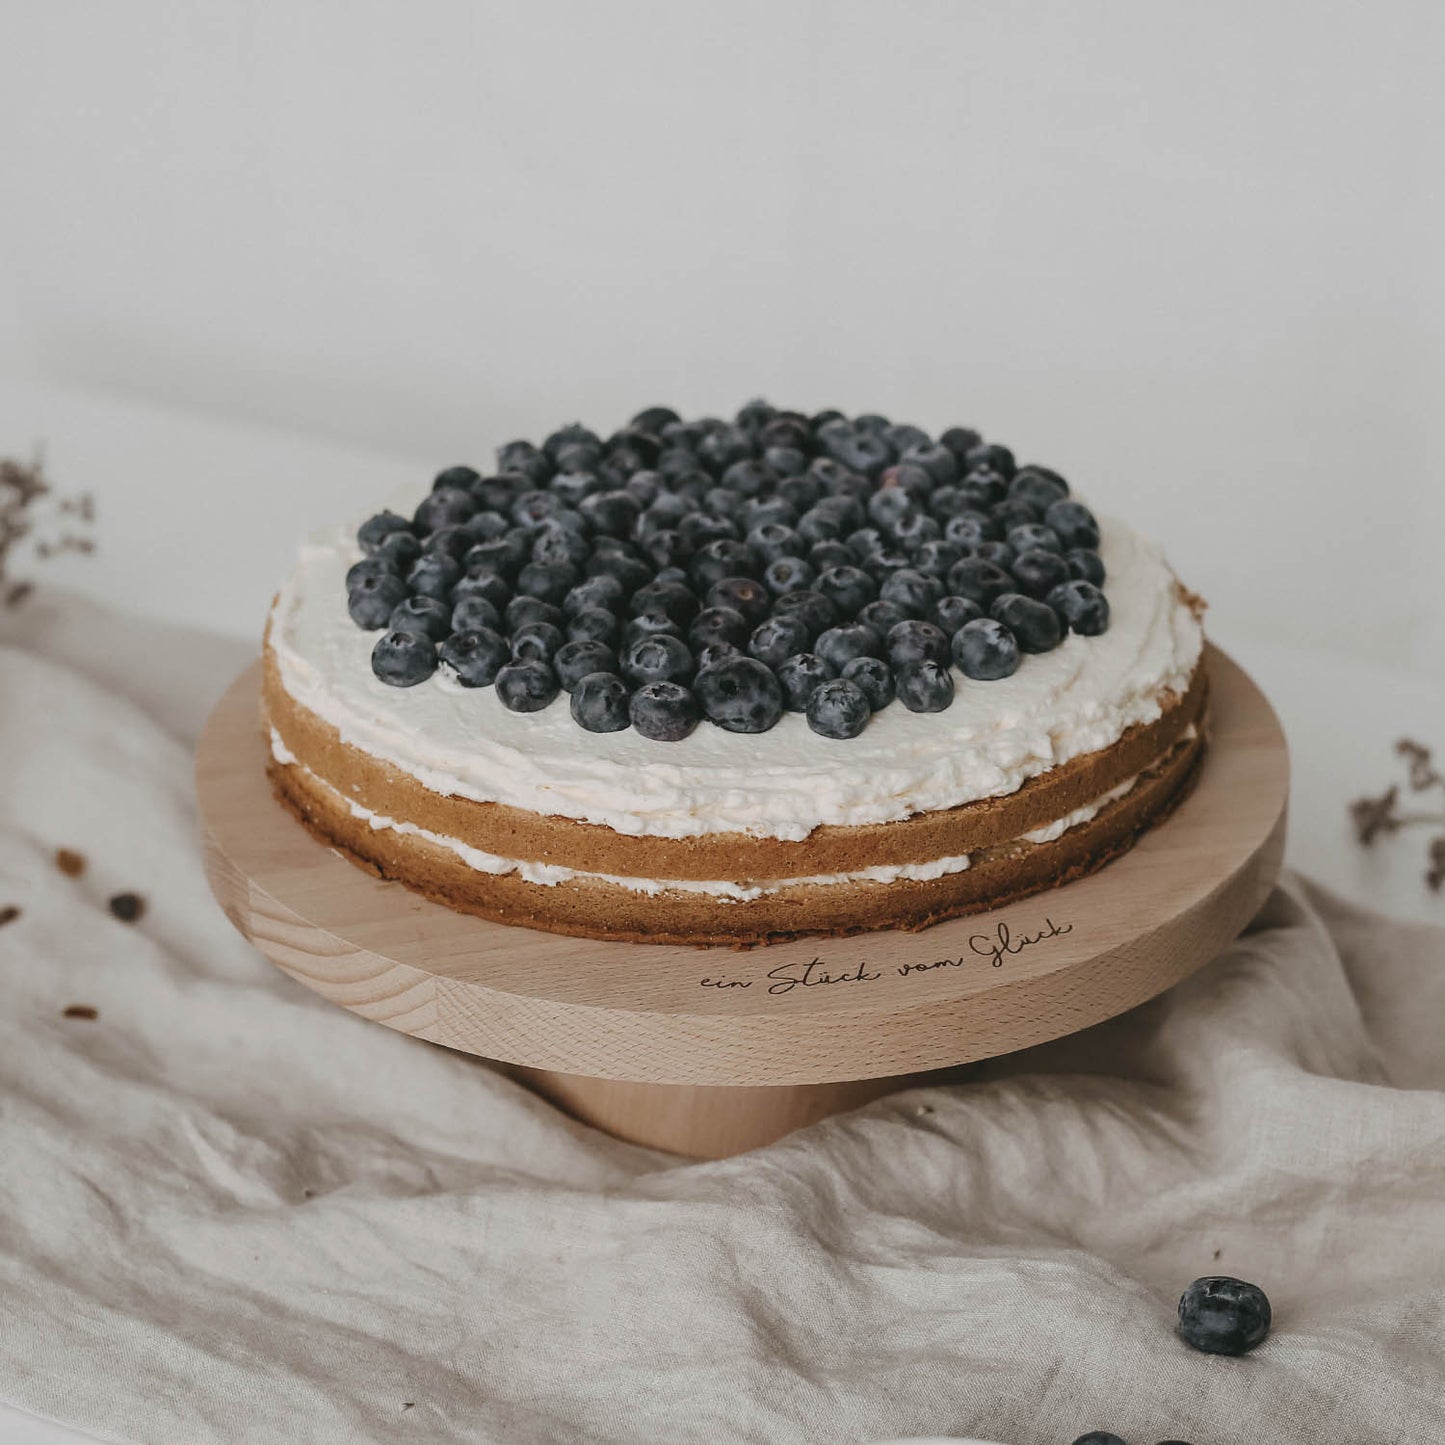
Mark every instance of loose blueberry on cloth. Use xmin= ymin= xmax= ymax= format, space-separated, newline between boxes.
xmin=1177 ymin=1275 xmax=1272 ymax=1356
xmin=346 ymin=403 xmax=1110 ymax=739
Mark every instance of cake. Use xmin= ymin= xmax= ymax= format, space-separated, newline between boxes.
xmin=263 ymin=404 xmax=1207 ymax=945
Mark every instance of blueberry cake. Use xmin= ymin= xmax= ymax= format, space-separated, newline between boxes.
xmin=263 ymin=403 xmax=1207 ymax=945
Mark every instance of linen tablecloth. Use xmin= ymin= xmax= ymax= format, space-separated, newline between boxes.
xmin=1 ymin=617 xmax=1442 ymax=1444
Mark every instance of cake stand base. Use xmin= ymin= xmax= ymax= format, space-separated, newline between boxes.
xmin=197 ymin=644 xmax=1286 ymax=1158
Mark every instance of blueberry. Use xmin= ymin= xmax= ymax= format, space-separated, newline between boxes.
xmin=857 ymin=599 xmax=909 ymax=635
xmin=549 ymin=465 xmax=601 ymax=504
xmin=371 ymin=629 xmax=437 ymax=687
xmin=694 ymin=641 xmax=742 ymax=671
xmin=806 ymin=678 xmax=871 ymax=739
xmin=952 ymin=617 xmax=1020 ymax=680
xmin=830 ymin=429 xmax=896 ymax=479
xmin=748 ymin=613 xmax=812 ymax=669
xmin=896 ymin=659 xmax=955 ymax=713
xmin=973 ymin=540 xmax=1016 ymax=571
xmin=585 ymin=549 xmax=652 ymax=595
xmin=1066 ymin=548 xmax=1106 ymax=585
xmin=888 ymin=619 xmax=951 ymax=669
xmin=516 ymin=562 xmax=577 ymax=607
xmin=567 ymin=606 xmax=622 ymax=648
xmin=746 ymin=523 xmax=802 ymax=564
xmin=939 ymin=425 xmax=983 ymax=461
xmin=762 ymin=444 xmax=806 ymax=477
xmin=795 ymin=507 xmax=843 ymax=547
xmin=422 ymin=525 xmax=474 ymax=561
xmin=694 ymin=655 xmax=785 ymax=732
xmin=348 ymin=556 xmax=400 ymax=592
xmin=884 ymin=423 xmax=930 ymax=453
xmin=1009 ymin=463 xmax=1070 ymax=508
xmin=853 ymin=411 xmax=891 ymax=434
xmin=373 ymin=529 xmax=423 ymax=569
xmin=511 ymin=621 xmax=564 ymax=663
xmin=388 ymin=595 xmax=452 ymax=641
xmin=720 ymin=459 xmax=774 ymax=497
xmin=450 ymin=594 xmax=501 ymax=634
xmin=406 ymin=553 xmax=462 ymax=601
xmin=946 ymin=557 xmax=1013 ymax=609
xmin=815 ymin=564 xmax=878 ymax=617
xmin=567 ymin=671 xmax=631 ymax=733
xmin=847 ymin=526 xmax=888 ymax=560
xmin=808 ymin=539 xmax=855 ymax=572
xmin=777 ymin=473 xmax=823 ymax=512
xmin=550 ymin=639 xmax=617 ymax=691
xmin=541 ymin=423 xmax=601 ymax=460
xmin=622 ymin=633 xmax=694 ymax=686
xmin=506 ymin=596 xmax=564 ymax=633
xmin=764 ymin=556 xmax=816 ymax=597
xmin=454 ymin=570 xmax=512 ymax=612
xmin=1068 ymin=1434 xmax=1127 ymax=1445
xmin=461 ymin=509 xmax=512 ymax=543
xmin=1178 ymin=1277 xmax=1271 ymax=1357
xmin=815 ymin=622 xmax=884 ymax=670
xmin=346 ymin=570 xmax=409 ymax=629
xmin=563 ymin=573 xmax=625 ymax=617
xmin=465 ymin=537 xmax=525 ymax=581
xmin=629 ymin=680 xmax=701 ymax=741
xmin=883 ymin=461 xmax=935 ymax=502
xmin=530 ymin=523 xmax=591 ymax=571
xmin=912 ymin=540 xmax=963 ymax=581
xmin=631 ymin=405 xmax=680 ymax=434
xmin=890 ymin=512 xmax=942 ymax=552
xmin=841 ymin=655 xmax=895 ymax=711
xmin=690 ymin=605 xmax=751 ymax=651
xmin=357 ymin=510 xmax=414 ymax=554
xmin=1044 ymin=499 xmax=1100 ymax=550
xmin=1048 ymin=579 xmax=1111 ymax=636
xmin=436 ymin=466 xmax=483 ymax=490
xmin=624 ymin=469 xmax=663 ymax=507
xmin=707 ymin=576 xmax=771 ymax=626
xmin=1006 ymin=523 xmax=1063 ymax=556
xmin=413 ymin=487 xmax=477 ymax=534
xmin=761 ymin=416 xmax=811 ymax=452
xmin=992 ymin=498 xmax=1043 ymax=533
xmin=1010 ymin=547 xmax=1071 ymax=599
xmin=741 ymin=496 xmax=798 ymax=533
xmin=494 ymin=660 xmax=559 ymax=713
xmin=933 ymin=595 xmax=983 ymax=634
xmin=622 ymin=611 xmax=684 ymax=649
xmin=771 ymin=588 xmax=839 ymax=638
xmin=438 ymin=628 xmax=509 ymax=686
xmin=862 ymin=549 xmax=911 ymax=583
xmin=880 ymin=567 xmax=945 ymax=618
xmin=689 ymin=538 xmax=758 ymax=590
xmin=963 ymin=442 xmax=1016 ymax=478
xmin=991 ymin=592 xmax=1063 ymax=652
xmin=775 ymin=652 xmax=837 ymax=711
xmin=696 ymin=425 xmax=753 ymax=474
xmin=867 ymin=488 xmax=915 ymax=532
xmin=639 ymin=528 xmax=687 ymax=571
xmin=511 ymin=489 xmax=567 ymax=530
xmin=632 ymin=579 xmax=699 ymax=625
xmin=494 ymin=442 xmax=552 ymax=485
xmin=704 ymin=486 xmax=744 ymax=523
xmin=899 ymin=442 xmax=959 ymax=485
xmin=927 ymin=485 xmax=977 ymax=519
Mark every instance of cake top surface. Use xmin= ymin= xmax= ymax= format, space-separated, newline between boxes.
xmin=269 ymin=402 xmax=1203 ymax=840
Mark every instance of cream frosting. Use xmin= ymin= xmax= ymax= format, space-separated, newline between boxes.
xmin=272 ymin=732 xmax=1163 ymax=901
xmin=268 ymin=510 xmax=1202 ymax=841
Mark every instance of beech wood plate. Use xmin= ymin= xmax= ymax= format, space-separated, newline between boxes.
xmin=198 ymin=643 xmax=1286 ymax=1155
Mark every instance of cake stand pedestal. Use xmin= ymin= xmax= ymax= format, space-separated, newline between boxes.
xmin=197 ymin=644 xmax=1286 ymax=1158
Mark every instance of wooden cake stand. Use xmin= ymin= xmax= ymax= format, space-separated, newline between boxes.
xmin=198 ymin=644 xmax=1286 ymax=1158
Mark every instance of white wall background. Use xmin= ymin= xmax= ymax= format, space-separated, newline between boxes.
xmin=1 ymin=1 xmax=1442 ymax=667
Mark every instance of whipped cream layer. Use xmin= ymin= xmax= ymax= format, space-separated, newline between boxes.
xmin=269 ymin=512 xmax=1202 ymax=840
xmin=273 ymin=733 xmax=1160 ymax=902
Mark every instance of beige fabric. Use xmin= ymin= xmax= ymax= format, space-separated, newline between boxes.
xmin=0 ymin=636 xmax=1442 ymax=1445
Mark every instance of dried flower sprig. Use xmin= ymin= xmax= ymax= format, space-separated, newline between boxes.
xmin=0 ymin=451 xmax=95 ymax=608
xmin=1350 ymin=738 xmax=1445 ymax=891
